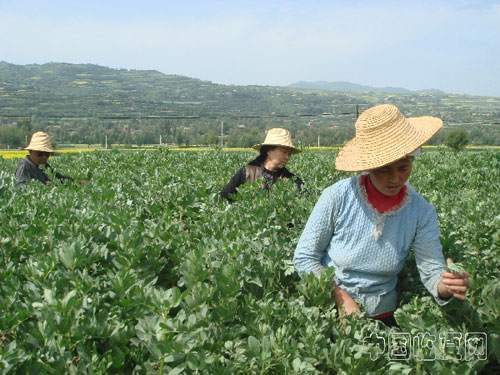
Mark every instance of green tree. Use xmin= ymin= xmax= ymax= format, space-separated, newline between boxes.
xmin=205 ymin=130 xmax=218 ymax=146
xmin=0 ymin=125 xmax=25 ymax=148
xmin=16 ymin=118 xmax=32 ymax=133
xmin=445 ymin=129 xmax=470 ymax=151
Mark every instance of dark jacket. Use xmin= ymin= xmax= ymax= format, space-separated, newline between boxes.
xmin=15 ymin=156 xmax=73 ymax=186
xmin=219 ymin=162 xmax=303 ymax=202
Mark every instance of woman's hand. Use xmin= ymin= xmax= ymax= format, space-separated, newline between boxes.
xmin=438 ymin=258 xmax=470 ymax=300
xmin=340 ymin=299 xmax=362 ymax=316
xmin=333 ymin=283 xmax=361 ymax=316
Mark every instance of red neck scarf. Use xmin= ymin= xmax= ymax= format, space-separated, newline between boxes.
xmin=361 ymin=174 xmax=407 ymax=213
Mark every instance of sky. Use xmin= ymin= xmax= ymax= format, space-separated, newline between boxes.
xmin=1 ymin=0 xmax=500 ymax=96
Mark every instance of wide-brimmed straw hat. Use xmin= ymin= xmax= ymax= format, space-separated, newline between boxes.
xmin=252 ymin=128 xmax=301 ymax=154
xmin=335 ymin=104 xmax=442 ymax=171
xmin=25 ymin=132 xmax=55 ymax=153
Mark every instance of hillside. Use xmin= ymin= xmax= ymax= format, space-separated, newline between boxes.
xmin=0 ymin=61 xmax=253 ymax=118
xmin=1 ymin=62 xmax=499 ymax=147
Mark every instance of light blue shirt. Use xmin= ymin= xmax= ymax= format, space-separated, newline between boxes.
xmin=293 ymin=175 xmax=451 ymax=317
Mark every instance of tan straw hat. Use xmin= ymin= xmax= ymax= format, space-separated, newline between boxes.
xmin=335 ymin=104 xmax=442 ymax=171
xmin=252 ymin=128 xmax=301 ymax=154
xmin=25 ymin=132 xmax=55 ymax=153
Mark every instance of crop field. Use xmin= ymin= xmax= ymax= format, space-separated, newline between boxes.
xmin=0 ymin=149 xmax=100 ymax=159
xmin=2 ymin=145 xmax=500 ymax=160
xmin=0 ymin=149 xmax=499 ymax=374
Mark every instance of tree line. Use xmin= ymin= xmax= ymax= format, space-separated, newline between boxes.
xmin=0 ymin=116 xmax=491 ymax=150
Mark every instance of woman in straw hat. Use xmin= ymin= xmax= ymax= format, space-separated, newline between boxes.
xmin=293 ymin=104 xmax=469 ymax=327
xmin=220 ymin=128 xmax=303 ymax=202
xmin=15 ymin=131 xmax=74 ymax=186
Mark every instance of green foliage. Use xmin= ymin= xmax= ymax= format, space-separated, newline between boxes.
xmin=447 ymin=262 xmax=467 ymax=274
xmin=0 ymin=119 xmax=32 ymax=149
xmin=0 ymin=126 xmax=26 ymax=149
xmin=0 ymin=149 xmax=499 ymax=374
xmin=445 ymin=130 xmax=470 ymax=151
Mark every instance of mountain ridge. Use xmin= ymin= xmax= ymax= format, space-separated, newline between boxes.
xmin=289 ymin=80 xmax=444 ymax=94
xmin=1 ymin=61 xmax=444 ymax=94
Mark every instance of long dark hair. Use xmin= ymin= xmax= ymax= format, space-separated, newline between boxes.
xmin=248 ymin=145 xmax=276 ymax=166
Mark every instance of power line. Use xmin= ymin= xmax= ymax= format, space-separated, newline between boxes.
xmin=0 ymin=112 xmax=361 ymax=120
xmin=1 ymin=109 xmax=498 ymax=126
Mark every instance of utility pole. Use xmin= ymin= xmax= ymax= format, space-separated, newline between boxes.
xmin=105 ymin=135 xmax=108 ymax=149
xmin=220 ymin=120 xmax=224 ymax=148
xmin=318 ymin=134 xmax=320 ymax=147
xmin=160 ymin=134 xmax=162 ymax=146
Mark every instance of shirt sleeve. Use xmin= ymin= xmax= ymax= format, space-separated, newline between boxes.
xmin=293 ymin=175 xmax=304 ymax=190
xmin=281 ymin=168 xmax=303 ymax=190
xmin=45 ymin=163 xmax=73 ymax=183
xmin=293 ymin=185 xmax=337 ymax=275
xmin=219 ymin=167 xmax=246 ymax=202
xmin=55 ymin=172 xmax=73 ymax=182
xmin=412 ymin=203 xmax=452 ymax=306
xmin=14 ymin=161 xmax=33 ymax=186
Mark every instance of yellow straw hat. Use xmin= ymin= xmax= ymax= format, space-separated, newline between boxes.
xmin=335 ymin=104 xmax=442 ymax=171
xmin=25 ymin=132 xmax=55 ymax=153
xmin=252 ymin=128 xmax=301 ymax=154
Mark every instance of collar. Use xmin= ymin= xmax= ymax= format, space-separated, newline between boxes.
xmin=26 ymin=155 xmax=38 ymax=168
xmin=26 ymin=155 xmax=50 ymax=170
xmin=262 ymin=165 xmax=285 ymax=175
xmin=357 ymin=174 xmax=413 ymax=240
xmin=359 ymin=174 xmax=410 ymax=215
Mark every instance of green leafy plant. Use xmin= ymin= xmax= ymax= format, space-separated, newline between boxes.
xmin=0 ymin=149 xmax=499 ymax=374
xmin=446 ymin=261 xmax=467 ymax=274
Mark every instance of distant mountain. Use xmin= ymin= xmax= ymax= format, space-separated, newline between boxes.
xmin=288 ymin=80 xmax=444 ymax=94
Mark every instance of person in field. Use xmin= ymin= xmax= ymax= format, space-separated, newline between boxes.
xmin=220 ymin=128 xmax=303 ymax=202
xmin=14 ymin=131 xmax=82 ymax=187
xmin=293 ymin=104 xmax=469 ymax=327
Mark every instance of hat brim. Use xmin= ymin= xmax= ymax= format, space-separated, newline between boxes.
xmin=25 ymin=146 xmax=56 ymax=153
xmin=335 ymin=116 xmax=442 ymax=171
xmin=252 ymin=144 xmax=301 ymax=154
